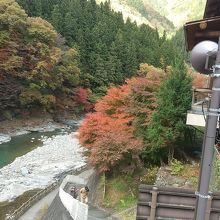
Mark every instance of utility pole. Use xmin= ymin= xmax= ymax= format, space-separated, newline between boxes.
xmin=194 ymin=37 xmax=220 ymax=220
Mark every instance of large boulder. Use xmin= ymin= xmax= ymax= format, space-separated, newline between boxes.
xmin=21 ymin=167 xmax=29 ymax=176
xmin=0 ymin=134 xmax=11 ymax=144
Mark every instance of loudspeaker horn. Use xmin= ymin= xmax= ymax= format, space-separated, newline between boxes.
xmin=190 ymin=40 xmax=218 ymax=74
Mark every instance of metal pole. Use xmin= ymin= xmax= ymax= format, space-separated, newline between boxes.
xmin=194 ymin=38 xmax=220 ymax=220
xmin=150 ymin=187 xmax=158 ymax=220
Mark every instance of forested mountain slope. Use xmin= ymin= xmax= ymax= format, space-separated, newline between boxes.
xmin=1 ymin=0 xmax=198 ymax=194
xmin=97 ymin=0 xmax=206 ymax=31
xmin=17 ymin=0 xmax=181 ymax=93
xmin=0 ymin=0 xmax=183 ymax=119
xmin=0 ymin=0 xmax=87 ymax=119
xmin=145 ymin=0 xmax=206 ymax=27
xmin=96 ymin=0 xmax=175 ymax=32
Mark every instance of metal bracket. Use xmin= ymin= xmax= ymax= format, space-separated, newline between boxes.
xmin=209 ymin=108 xmax=220 ymax=112
xmin=212 ymin=87 xmax=220 ymax=91
xmin=211 ymin=73 xmax=220 ymax=77
xmin=211 ymin=65 xmax=220 ymax=77
xmin=195 ymin=191 xmax=211 ymax=199
xmin=214 ymin=64 xmax=220 ymax=69
xmin=207 ymin=112 xmax=220 ymax=116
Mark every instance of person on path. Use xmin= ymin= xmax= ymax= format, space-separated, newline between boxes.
xmin=70 ymin=186 xmax=78 ymax=199
xmin=79 ymin=186 xmax=89 ymax=204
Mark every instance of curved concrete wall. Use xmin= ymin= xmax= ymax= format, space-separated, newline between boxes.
xmin=60 ymin=168 xmax=99 ymax=204
xmin=59 ymin=187 xmax=88 ymax=220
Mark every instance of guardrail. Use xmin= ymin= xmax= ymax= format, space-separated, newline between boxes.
xmin=136 ymin=185 xmax=220 ymax=220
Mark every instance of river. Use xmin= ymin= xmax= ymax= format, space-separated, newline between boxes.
xmin=0 ymin=129 xmax=64 ymax=168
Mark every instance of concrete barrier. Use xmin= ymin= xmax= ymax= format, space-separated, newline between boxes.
xmin=57 ymin=168 xmax=99 ymax=219
xmin=60 ymin=168 xmax=99 ymax=204
xmin=59 ymin=188 xmax=88 ymax=220
xmin=43 ymin=168 xmax=100 ymax=220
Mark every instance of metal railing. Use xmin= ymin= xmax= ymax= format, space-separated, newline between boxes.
xmin=6 ymin=182 xmax=57 ymax=220
xmin=136 ymin=185 xmax=220 ymax=220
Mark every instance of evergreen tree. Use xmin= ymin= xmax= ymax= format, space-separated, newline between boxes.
xmin=172 ymin=28 xmax=189 ymax=61
xmin=63 ymin=12 xmax=77 ymax=43
xmin=106 ymin=42 xmax=123 ymax=84
xmin=51 ymin=4 xmax=63 ymax=33
xmin=93 ymin=55 xmax=108 ymax=87
xmin=145 ymin=60 xmax=192 ymax=162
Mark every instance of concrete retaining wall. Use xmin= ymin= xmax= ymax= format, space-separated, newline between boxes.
xmin=44 ymin=168 xmax=100 ymax=220
xmin=60 ymin=168 xmax=100 ymax=203
xmin=59 ymin=188 xmax=88 ymax=220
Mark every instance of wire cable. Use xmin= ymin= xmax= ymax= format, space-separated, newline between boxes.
xmin=202 ymin=100 xmax=207 ymax=123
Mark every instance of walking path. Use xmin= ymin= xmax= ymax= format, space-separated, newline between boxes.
xmin=18 ymin=168 xmax=119 ymax=220
xmin=18 ymin=188 xmax=59 ymax=220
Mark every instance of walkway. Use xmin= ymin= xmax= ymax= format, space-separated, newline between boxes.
xmin=88 ymin=206 xmax=119 ymax=220
xmin=43 ymin=192 xmax=72 ymax=220
xmin=18 ymin=188 xmax=58 ymax=220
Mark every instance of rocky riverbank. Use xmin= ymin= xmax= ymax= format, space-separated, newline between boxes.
xmin=0 ymin=131 xmax=87 ymax=202
xmin=0 ymin=117 xmax=69 ymax=144
xmin=0 ymin=115 xmax=84 ymax=144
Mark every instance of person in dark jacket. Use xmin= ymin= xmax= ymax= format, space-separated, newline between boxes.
xmin=70 ymin=186 xmax=78 ymax=199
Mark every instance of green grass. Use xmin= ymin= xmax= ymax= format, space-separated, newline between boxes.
xmin=96 ymin=167 xmax=158 ymax=213
xmin=111 ymin=179 xmax=129 ymax=191
xmin=116 ymin=196 xmax=137 ymax=210
xmin=103 ymin=175 xmax=136 ymax=211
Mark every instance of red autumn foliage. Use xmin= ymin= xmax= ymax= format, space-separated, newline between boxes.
xmin=78 ymin=112 xmax=143 ymax=172
xmin=192 ymin=73 xmax=210 ymax=88
xmin=75 ymin=87 xmax=88 ymax=104
xmin=95 ymin=85 xmax=133 ymax=122
xmin=127 ymin=77 xmax=159 ymax=126
xmin=74 ymin=87 xmax=94 ymax=112
xmin=78 ymin=73 xmax=163 ymax=173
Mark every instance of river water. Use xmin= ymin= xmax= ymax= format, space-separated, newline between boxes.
xmin=0 ymin=129 xmax=64 ymax=168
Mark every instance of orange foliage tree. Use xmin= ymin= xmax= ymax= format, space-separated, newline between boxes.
xmin=78 ymin=67 xmax=164 ymax=173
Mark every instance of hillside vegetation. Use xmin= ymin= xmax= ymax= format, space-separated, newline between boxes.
xmin=145 ymin=0 xmax=206 ymax=27
xmin=0 ymin=0 xmax=183 ymax=119
xmin=96 ymin=0 xmax=175 ymax=32
xmin=78 ymin=63 xmax=193 ymax=172
xmin=17 ymin=0 xmax=181 ymax=89
xmin=97 ymin=0 xmax=206 ymax=32
xmin=0 ymin=0 xmax=206 ymax=216
xmin=0 ymin=0 xmax=90 ymax=119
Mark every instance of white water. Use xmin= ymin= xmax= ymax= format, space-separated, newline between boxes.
xmin=0 ymin=132 xmax=86 ymax=202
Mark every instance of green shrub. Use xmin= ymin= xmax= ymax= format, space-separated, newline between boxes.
xmin=139 ymin=167 xmax=159 ymax=184
xmin=171 ymin=159 xmax=184 ymax=175
xmin=0 ymin=31 xmax=9 ymax=46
